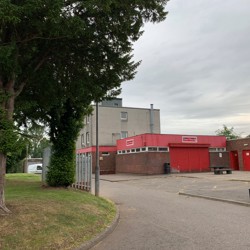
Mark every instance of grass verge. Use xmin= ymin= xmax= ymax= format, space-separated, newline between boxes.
xmin=0 ymin=174 xmax=116 ymax=250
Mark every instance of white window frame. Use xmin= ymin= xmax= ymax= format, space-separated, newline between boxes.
xmin=120 ymin=112 xmax=128 ymax=120
xmin=86 ymin=115 xmax=90 ymax=124
xmin=121 ymin=131 xmax=128 ymax=139
xmin=86 ymin=132 xmax=90 ymax=144
xmin=81 ymin=134 xmax=85 ymax=146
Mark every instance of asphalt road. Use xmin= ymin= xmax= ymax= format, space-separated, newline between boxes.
xmin=91 ymin=175 xmax=250 ymax=250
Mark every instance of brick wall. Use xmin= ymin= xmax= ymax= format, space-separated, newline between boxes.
xmin=92 ymin=151 xmax=116 ymax=174
xmin=227 ymin=138 xmax=250 ymax=170
xmin=116 ymin=152 xmax=169 ymax=174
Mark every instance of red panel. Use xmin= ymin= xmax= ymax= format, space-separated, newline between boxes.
xmin=242 ymin=150 xmax=250 ymax=171
xmin=170 ymin=147 xmax=210 ymax=172
xmin=230 ymin=151 xmax=239 ymax=170
xmin=117 ymin=133 xmax=226 ymax=150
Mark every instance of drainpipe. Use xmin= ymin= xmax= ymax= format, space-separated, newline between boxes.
xmin=150 ymin=104 xmax=154 ymax=134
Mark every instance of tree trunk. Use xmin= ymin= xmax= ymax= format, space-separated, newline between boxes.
xmin=0 ymin=153 xmax=11 ymax=214
xmin=0 ymin=79 xmax=15 ymax=214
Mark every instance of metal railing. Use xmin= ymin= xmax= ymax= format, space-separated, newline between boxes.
xmin=72 ymin=153 xmax=92 ymax=192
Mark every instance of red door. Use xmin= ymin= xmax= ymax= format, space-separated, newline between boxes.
xmin=170 ymin=147 xmax=209 ymax=172
xmin=242 ymin=150 xmax=250 ymax=171
xmin=230 ymin=151 xmax=239 ymax=170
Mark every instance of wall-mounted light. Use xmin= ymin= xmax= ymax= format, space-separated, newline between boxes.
xmin=244 ymin=144 xmax=248 ymax=146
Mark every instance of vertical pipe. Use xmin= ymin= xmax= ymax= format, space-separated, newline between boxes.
xmin=95 ymin=102 xmax=100 ymax=196
xmin=150 ymin=104 xmax=154 ymax=134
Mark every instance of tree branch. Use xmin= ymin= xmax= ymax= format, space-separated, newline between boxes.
xmin=14 ymin=51 xmax=50 ymax=97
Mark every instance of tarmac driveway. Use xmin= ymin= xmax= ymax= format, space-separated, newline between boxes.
xmin=91 ymin=172 xmax=250 ymax=250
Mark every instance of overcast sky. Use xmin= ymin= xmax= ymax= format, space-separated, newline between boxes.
xmin=119 ymin=0 xmax=250 ymax=137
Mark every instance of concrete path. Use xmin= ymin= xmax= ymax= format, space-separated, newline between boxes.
xmin=91 ymin=172 xmax=250 ymax=250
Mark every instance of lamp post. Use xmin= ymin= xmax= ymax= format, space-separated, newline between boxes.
xmin=95 ymin=101 xmax=100 ymax=196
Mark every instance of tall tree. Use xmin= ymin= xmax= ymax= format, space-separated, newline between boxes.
xmin=1 ymin=0 xmax=169 ymax=212
xmin=216 ymin=125 xmax=240 ymax=140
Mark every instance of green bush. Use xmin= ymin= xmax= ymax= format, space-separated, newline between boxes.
xmin=46 ymin=150 xmax=75 ymax=187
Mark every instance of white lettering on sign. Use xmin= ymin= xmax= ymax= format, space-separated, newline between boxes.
xmin=182 ymin=136 xmax=198 ymax=143
xmin=126 ymin=139 xmax=134 ymax=147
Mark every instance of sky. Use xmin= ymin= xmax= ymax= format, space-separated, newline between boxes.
xmin=118 ymin=0 xmax=250 ymax=137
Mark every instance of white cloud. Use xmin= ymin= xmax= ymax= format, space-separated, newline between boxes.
xmin=119 ymin=0 xmax=250 ymax=137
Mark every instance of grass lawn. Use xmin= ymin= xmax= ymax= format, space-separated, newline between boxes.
xmin=0 ymin=174 xmax=116 ymax=250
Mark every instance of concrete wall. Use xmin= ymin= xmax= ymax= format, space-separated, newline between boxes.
xmin=76 ymin=105 xmax=161 ymax=149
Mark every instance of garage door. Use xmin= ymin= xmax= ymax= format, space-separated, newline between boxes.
xmin=170 ymin=146 xmax=210 ymax=173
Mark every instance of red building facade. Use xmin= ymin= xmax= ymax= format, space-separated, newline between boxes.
xmin=116 ymin=134 xmax=228 ymax=174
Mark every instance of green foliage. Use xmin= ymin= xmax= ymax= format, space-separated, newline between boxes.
xmin=216 ymin=125 xmax=240 ymax=140
xmin=6 ymin=139 xmax=26 ymax=173
xmin=46 ymin=151 xmax=75 ymax=187
xmin=0 ymin=108 xmax=20 ymax=155
xmin=2 ymin=0 xmax=169 ymax=187
xmin=46 ymin=99 xmax=84 ymax=186
xmin=20 ymin=123 xmax=50 ymax=158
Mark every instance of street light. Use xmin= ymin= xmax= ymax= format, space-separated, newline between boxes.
xmin=95 ymin=101 xmax=100 ymax=196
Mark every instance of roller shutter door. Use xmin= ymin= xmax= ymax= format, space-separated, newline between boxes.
xmin=170 ymin=147 xmax=209 ymax=172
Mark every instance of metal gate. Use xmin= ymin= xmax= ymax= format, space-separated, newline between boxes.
xmin=72 ymin=153 xmax=92 ymax=191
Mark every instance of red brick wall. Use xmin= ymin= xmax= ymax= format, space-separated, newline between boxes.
xmin=92 ymin=152 xmax=116 ymax=174
xmin=116 ymin=151 xmax=230 ymax=174
xmin=116 ymin=152 xmax=170 ymax=174
xmin=227 ymin=138 xmax=250 ymax=170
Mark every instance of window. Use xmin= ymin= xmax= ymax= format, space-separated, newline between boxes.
xmin=148 ymin=147 xmax=157 ymax=151
xmin=37 ymin=165 xmax=42 ymax=170
xmin=102 ymin=152 xmax=110 ymax=156
xmin=86 ymin=132 xmax=90 ymax=144
xmin=121 ymin=131 xmax=128 ymax=139
xmin=121 ymin=112 xmax=128 ymax=120
xmin=86 ymin=116 xmax=90 ymax=124
xmin=159 ymin=147 xmax=169 ymax=152
xmin=81 ymin=134 xmax=85 ymax=146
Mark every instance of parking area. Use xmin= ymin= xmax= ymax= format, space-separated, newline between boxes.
xmin=93 ymin=171 xmax=250 ymax=250
xmin=99 ymin=171 xmax=250 ymax=205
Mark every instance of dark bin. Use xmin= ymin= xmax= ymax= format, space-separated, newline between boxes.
xmin=164 ymin=163 xmax=171 ymax=174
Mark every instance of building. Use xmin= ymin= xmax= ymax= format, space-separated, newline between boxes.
xmin=116 ymin=134 xmax=228 ymax=174
xmin=76 ymin=99 xmax=161 ymax=174
xmin=227 ymin=138 xmax=250 ymax=171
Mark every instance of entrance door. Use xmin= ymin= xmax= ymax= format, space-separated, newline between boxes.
xmin=230 ymin=151 xmax=239 ymax=170
xmin=243 ymin=150 xmax=250 ymax=171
